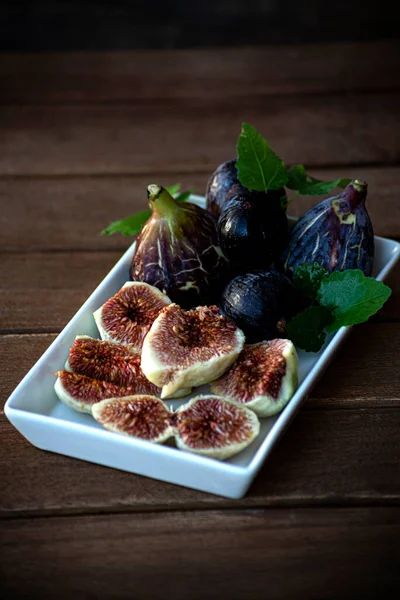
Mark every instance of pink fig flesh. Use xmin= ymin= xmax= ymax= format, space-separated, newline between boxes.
xmin=92 ymin=395 xmax=172 ymax=442
xmin=211 ymin=339 xmax=298 ymax=417
xmin=93 ymin=282 xmax=171 ymax=349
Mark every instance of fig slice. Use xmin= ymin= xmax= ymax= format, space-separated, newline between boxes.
xmin=54 ymin=370 xmax=143 ymax=414
xmin=54 ymin=335 xmax=161 ymax=413
xmin=141 ymin=304 xmax=245 ymax=398
xmin=66 ymin=335 xmax=191 ymax=399
xmin=92 ymin=394 xmax=260 ymax=460
xmin=211 ymin=339 xmax=298 ymax=417
xmin=93 ymin=282 xmax=171 ymax=350
xmin=65 ymin=335 xmax=144 ymax=385
xmin=92 ymin=395 xmax=173 ymax=443
xmin=175 ymin=395 xmax=260 ymax=460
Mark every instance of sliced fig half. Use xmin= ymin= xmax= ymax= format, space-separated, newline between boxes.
xmin=141 ymin=304 xmax=245 ymax=398
xmin=93 ymin=282 xmax=171 ymax=350
xmin=92 ymin=394 xmax=260 ymax=460
xmin=54 ymin=335 xmax=161 ymax=413
xmin=66 ymin=335 xmax=191 ymax=399
xmin=211 ymin=339 xmax=298 ymax=417
xmin=66 ymin=335 xmax=143 ymax=385
xmin=92 ymin=395 xmax=173 ymax=443
xmin=54 ymin=370 xmax=142 ymax=414
xmin=175 ymin=395 xmax=260 ymax=460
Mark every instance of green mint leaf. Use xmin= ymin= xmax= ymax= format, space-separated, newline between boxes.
xmin=100 ymin=209 xmax=151 ymax=236
xmin=286 ymin=305 xmax=333 ymax=353
xmin=287 ymin=165 xmax=351 ymax=195
xmin=166 ymin=183 xmax=181 ymax=196
xmin=286 ymin=165 xmax=307 ymax=191
xmin=318 ymin=270 xmax=392 ymax=332
xmin=175 ymin=189 xmax=194 ymax=202
xmin=293 ymin=262 xmax=329 ymax=299
xmin=236 ymin=123 xmax=288 ymax=191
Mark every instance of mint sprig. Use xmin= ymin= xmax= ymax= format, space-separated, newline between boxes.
xmin=288 ymin=264 xmax=392 ymax=352
xmin=287 ymin=305 xmax=333 ymax=353
xmin=101 ymin=209 xmax=152 ymax=236
xmin=286 ymin=164 xmax=351 ymax=196
xmin=236 ymin=123 xmax=288 ymax=191
xmin=101 ymin=184 xmax=194 ymax=236
xmin=236 ymin=124 xmax=349 ymax=198
xmin=166 ymin=183 xmax=181 ymax=196
xmin=318 ymin=270 xmax=392 ymax=332
xmin=293 ymin=262 xmax=328 ymax=299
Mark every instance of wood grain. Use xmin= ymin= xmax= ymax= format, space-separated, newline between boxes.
xmin=0 ymin=252 xmax=122 ymax=331
xmin=1 ymin=403 xmax=399 ymax=516
xmin=1 ymin=508 xmax=399 ymax=599
xmin=1 ymin=41 xmax=399 ymax=104
xmin=1 ymin=92 xmax=399 ymax=176
xmin=1 ymin=167 xmax=400 ymax=253
xmin=1 ymin=43 xmax=399 ymax=589
xmin=1 ymin=326 xmax=399 ymax=516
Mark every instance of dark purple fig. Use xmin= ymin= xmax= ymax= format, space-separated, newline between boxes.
xmin=217 ymin=191 xmax=289 ymax=270
xmin=130 ymin=185 xmax=228 ymax=308
xmin=205 ymin=159 xmax=247 ymax=219
xmin=282 ymin=180 xmax=374 ymax=276
xmin=219 ymin=269 xmax=300 ymax=342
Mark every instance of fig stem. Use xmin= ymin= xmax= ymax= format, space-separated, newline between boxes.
xmin=344 ymin=179 xmax=368 ymax=210
xmin=147 ymin=184 xmax=178 ymax=218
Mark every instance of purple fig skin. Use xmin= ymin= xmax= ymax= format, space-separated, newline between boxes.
xmin=206 ymin=158 xmax=286 ymax=220
xmin=281 ymin=180 xmax=374 ymax=276
xmin=217 ymin=191 xmax=289 ymax=270
xmin=205 ymin=159 xmax=247 ymax=219
xmin=130 ymin=185 xmax=229 ymax=309
xmin=219 ymin=269 xmax=301 ymax=342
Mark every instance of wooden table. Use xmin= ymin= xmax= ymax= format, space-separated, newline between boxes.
xmin=1 ymin=41 xmax=399 ymax=598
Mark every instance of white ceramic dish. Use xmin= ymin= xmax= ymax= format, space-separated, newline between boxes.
xmin=5 ymin=196 xmax=400 ymax=498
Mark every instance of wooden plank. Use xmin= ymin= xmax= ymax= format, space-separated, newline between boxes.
xmin=1 ymin=92 xmax=399 ymax=176
xmin=2 ymin=325 xmax=400 ymax=408
xmin=0 ymin=251 xmax=122 ymax=331
xmin=1 ymin=167 xmax=400 ymax=253
xmin=1 ymin=41 xmax=399 ymax=104
xmin=0 ymin=508 xmax=399 ymax=599
xmin=1 ymin=326 xmax=399 ymax=516
xmin=0 ymin=174 xmax=208 ymax=252
xmin=2 ymin=403 xmax=399 ymax=515
xmin=1 ymin=253 xmax=398 ymax=331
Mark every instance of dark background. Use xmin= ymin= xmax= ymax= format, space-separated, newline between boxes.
xmin=1 ymin=0 xmax=398 ymax=51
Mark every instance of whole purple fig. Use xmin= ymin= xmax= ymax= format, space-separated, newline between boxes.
xmin=281 ymin=180 xmax=374 ymax=276
xmin=130 ymin=185 xmax=228 ymax=308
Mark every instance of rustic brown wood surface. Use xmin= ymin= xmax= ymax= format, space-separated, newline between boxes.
xmin=1 ymin=42 xmax=399 ymax=598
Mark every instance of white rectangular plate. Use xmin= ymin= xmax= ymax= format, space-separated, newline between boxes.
xmin=5 ymin=196 xmax=400 ymax=498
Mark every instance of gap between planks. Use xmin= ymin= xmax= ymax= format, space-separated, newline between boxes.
xmin=0 ymin=161 xmax=399 ymax=180
xmin=2 ymin=498 xmax=400 ymax=522
xmin=1 ymin=87 xmax=400 ymax=109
